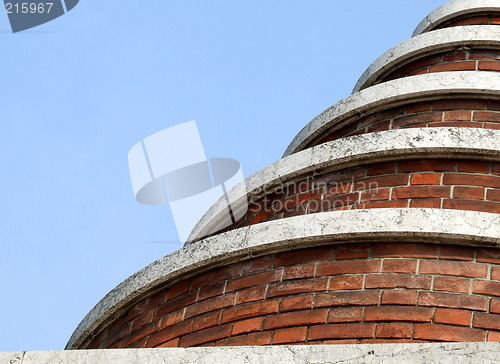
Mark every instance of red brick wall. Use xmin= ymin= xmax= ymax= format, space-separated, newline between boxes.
xmin=85 ymin=243 xmax=500 ymax=348
xmin=315 ymin=99 xmax=500 ymax=147
xmin=224 ymin=159 xmax=500 ymax=231
xmin=384 ymin=49 xmax=500 ymax=82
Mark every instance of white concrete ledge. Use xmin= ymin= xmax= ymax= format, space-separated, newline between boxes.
xmin=190 ymin=127 xmax=500 ymax=242
xmin=67 ymin=208 xmax=500 ymax=349
xmin=6 ymin=343 xmax=500 ymax=364
xmin=354 ymin=25 xmax=500 ymax=92
xmin=413 ymin=0 xmax=500 ymax=36
xmin=285 ymin=72 xmax=500 ymax=157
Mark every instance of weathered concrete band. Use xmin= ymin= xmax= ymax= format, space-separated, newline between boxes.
xmin=7 ymin=343 xmax=500 ymax=364
xmin=354 ymin=25 xmax=500 ymax=92
xmin=190 ymin=127 xmax=500 ymax=242
xmin=413 ymin=0 xmax=500 ymax=36
xmin=67 ymin=208 xmax=500 ymax=349
xmin=284 ymin=72 xmax=500 ymax=157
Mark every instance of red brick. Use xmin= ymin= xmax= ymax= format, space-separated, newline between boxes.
xmin=328 ymin=307 xmax=363 ymax=323
xmin=442 ymin=50 xmax=468 ymax=62
xmin=320 ymin=193 xmax=359 ymax=211
xmin=392 ymin=112 xmax=444 ymax=128
xmin=485 ymin=123 xmax=500 ymax=130
xmin=364 ymin=306 xmax=433 ymax=322
xmin=365 ymin=274 xmax=431 ymax=289
xmin=428 ymin=121 xmax=480 ymax=128
xmin=126 ymin=290 xmax=167 ymax=322
xmin=157 ymin=309 xmax=184 ymax=330
xmin=308 ymin=323 xmax=376 ymax=340
xmin=314 ymin=167 xmax=365 ymax=185
xmin=474 ymin=111 xmax=500 ymax=122
xmin=398 ymin=160 xmax=457 ymax=172
xmin=366 ymin=162 xmax=397 ymax=176
xmin=130 ymin=310 xmax=153 ymax=332
xmin=153 ymin=292 xmax=197 ymax=320
xmin=491 ymin=266 xmax=500 ymax=281
xmin=166 ymin=280 xmax=192 ymax=300
xmin=433 ymin=99 xmax=487 ymax=111
xmin=381 ymin=291 xmax=418 ymax=305
xmin=410 ymin=199 xmax=441 ymax=208
xmin=236 ymin=286 xmax=267 ymax=305
xmin=399 ymin=55 xmax=443 ymax=75
xmin=488 ymin=331 xmax=500 ymax=342
xmin=112 ymin=322 xmax=145 ymax=348
xmin=444 ymin=173 xmax=500 ymax=188
xmin=443 ymin=199 xmax=500 ymax=213
xmin=459 ymin=161 xmax=490 ymax=173
xmin=323 ymin=339 xmax=359 ymax=344
xmin=358 ymin=107 xmax=406 ymax=128
xmin=442 ymin=247 xmax=477 ymax=263
xmin=429 ymin=61 xmax=477 ymax=73
xmin=382 ymin=259 xmax=417 ymax=273
xmin=315 ymin=291 xmax=381 ymax=307
xmin=410 ymin=173 xmax=442 ymax=185
xmin=226 ymin=270 xmax=281 ymax=292
xmin=192 ymin=264 xmax=242 ymax=289
xmin=491 ymin=299 xmax=500 ymax=314
xmin=216 ymin=331 xmax=272 ymax=346
xmin=241 ymin=256 xmax=273 ymax=274
xmin=192 ymin=311 xmax=221 ymax=332
xmin=180 ymin=324 xmax=232 ymax=347
xmin=274 ymin=247 xmax=335 ymax=267
xmin=324 ymin=181 xmax=352 ymax=196
xmin=434 ymin=308 xmax=471 ymax=326
xmin=419 ymin=292 xmax=487 ymax=311
xmin=372 ymin=243 xmax=438 ymax=258
xmin=472 ymin=280 xmax=500 ymax=297
xmin=337 ymin=244 xmax=370 ymax=260
xmin=280 ymin=295 xmax=314 ymax=312
xmin=447 ymin=16 xmax=490 ymax=26
xmin=392 ymin=186 xmax=450 ymax=199
xmin=147 ymin=320 xmax=193 ymax=347
xmin=491 ymin=17 xmax=500 ymax=25
xmin=184 ymin=293 xmax=236 ymax=319
xmin=477 ymin=248 xmax=500 ymax=264
xmin=156 ymin=338 xmax=180 ymax=348
xmin=267 ymin=277 xmax=328 ymax=297
xmin=329 ymin=275 xmax=364 ymax=290
xmin=479 ymin=61 xmax=500 ymax=71
xmin=317 ymin=259 xmax=381 ymax=276
xmin=197 ymin=281 xmax=226 ymax=302
xmin=445 ymin=110 xmax=472 ymax=121
xmin=283 ymin=264 xmax=315 ymax=280
xmin=232 ymin=317 xmax=263 ymax=335
xmin=354 ymin=175 xmax=409 ymax=191
xmin=414 ymin=324 xmax=484 ymax=342
xmin=354 ymin=200 xmax=408 ymax=209
xmin=487 ymin=189 xmax=500 ymax=202
xmin=453 ymin=186 xmax=485 ymax=200
xmin=273 ymin=326 xmax=308 ymax=344
xmin=360 ymin=188 xmax=391 ymax=203
xmin=433 ymin=277 xmax=470 ymax=293
xmin=489 ymin=101 xmax=500 ymax=112
xmin=419 ymin=260 xmax=487 ymax=278
xmin=376 ymin=323 xmax=412 ymax=339
xmin=221 ymin=300 xmax=279 ymax=323
xmin=474 ymin=312 xmax=500 ymax=330
xmin=264 ymin=309 xmax=328 ymax=329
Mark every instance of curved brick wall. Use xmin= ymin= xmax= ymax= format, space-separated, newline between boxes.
xmin=226 ymin=158 xmax=500 ymax=231
xmin=316 ymin=98 xmax=500 ymax=146
xmin=85 ymin=243 xmax=500 ymax=348
xmin=68 ymin=0 xmax=500 ymax=350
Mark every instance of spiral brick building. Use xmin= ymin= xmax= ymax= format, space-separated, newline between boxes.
xmin=67 ymin=0 xmax=500 ymax=350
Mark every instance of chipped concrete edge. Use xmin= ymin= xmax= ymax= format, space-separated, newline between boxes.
xmin=354 ymin=25 xmax=500 ymax=93
xmin=413 ymin=0 xmax=500 ymax=37
xmin=67 ymin=208 xmax=500 ymax=350
xmin=189 ymin=127 xmax=500 ymax=242
xmin=6 ymin=343 xmax=500 ymax=363
xmin=284 ymin=71 xmax=500 ymax=157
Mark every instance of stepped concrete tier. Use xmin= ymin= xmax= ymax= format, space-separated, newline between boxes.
xmin=68 ymin=0 xmax=500 ymax=350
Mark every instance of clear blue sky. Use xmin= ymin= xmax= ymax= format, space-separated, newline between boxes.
xmin=0 ymin=0 xmax=443 ymax=352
